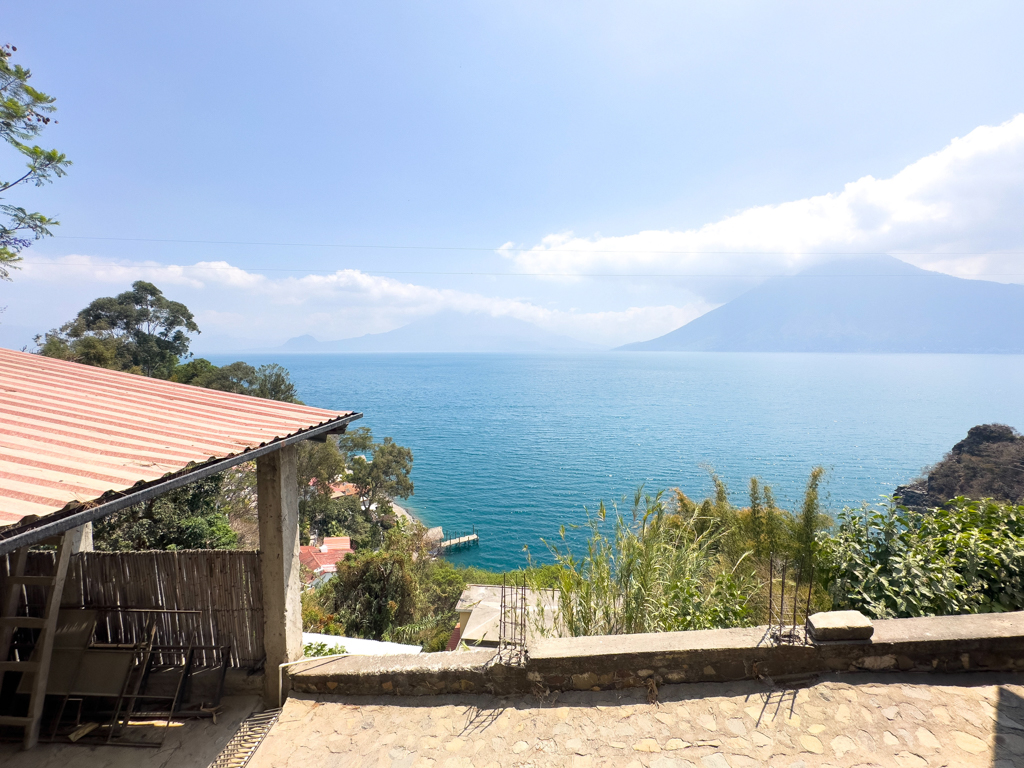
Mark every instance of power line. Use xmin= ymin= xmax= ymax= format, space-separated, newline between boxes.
xmin=50 ymin=235 xmax=1024 ymax=256
xmin=22 ymin=258 xmax=1024 ymax=279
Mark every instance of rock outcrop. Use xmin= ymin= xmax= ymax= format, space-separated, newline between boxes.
xmin=895 ymin=423 xmax=1024 ymax=508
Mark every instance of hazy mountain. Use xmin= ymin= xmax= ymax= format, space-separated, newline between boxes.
xmin=278 ymin=311 xmax=602 ymax=353
xmin=618 ymin=256 xmax=1024 ymax=352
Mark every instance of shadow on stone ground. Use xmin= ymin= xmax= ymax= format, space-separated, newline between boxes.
xmin=250 ymin=672 xmax=1024 ymax=767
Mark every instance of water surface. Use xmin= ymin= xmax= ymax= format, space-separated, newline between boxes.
xmin=210 ymin=353 xmax=1024 ymax=570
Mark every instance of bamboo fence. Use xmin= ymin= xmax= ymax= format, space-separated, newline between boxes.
xmin=1 ymin=549 xmax=265 ymax=669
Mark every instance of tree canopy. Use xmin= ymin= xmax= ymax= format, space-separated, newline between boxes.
xmin=37 ymin=280 xmax=199 ymax=377
xmin=294 ymin=427 xmax=413 ymax=549
xmin=172 ymin=359 xmax=301 ymax=403
xmin=93 ymin=474 xmax=237 ymax=551
xmin=348 ymin=434 xmax=414 ymax=520
xmin=1 ymin=44 xmax=71 ymax=280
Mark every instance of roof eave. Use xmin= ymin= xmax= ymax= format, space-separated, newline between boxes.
xmin=0 ymin=411 xmax=363 ymax=555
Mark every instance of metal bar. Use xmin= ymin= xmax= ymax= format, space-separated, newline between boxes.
xmin=0 ymin=413 xmax=363 ymax=555
xmin=779 ymin=561 xmax=787 ymax=635
xmin=804 ymin=561 xmax=814 ymax=634
xmin=792 ymin=565 xmax=800 ymax=630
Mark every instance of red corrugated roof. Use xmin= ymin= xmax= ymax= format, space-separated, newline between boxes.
xmin=0 ymin=348 xmax=358 ymax=525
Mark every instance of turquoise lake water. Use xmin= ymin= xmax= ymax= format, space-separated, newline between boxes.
xmin=210 ymin=353 xmax=1024 ymax=571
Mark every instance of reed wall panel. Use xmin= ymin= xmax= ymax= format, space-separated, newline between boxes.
xmin=1 ymin=549 xmax=265 ymax=669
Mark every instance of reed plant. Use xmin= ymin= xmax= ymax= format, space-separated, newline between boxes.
xmin=534 ymin=487 xmax=758 ymax=637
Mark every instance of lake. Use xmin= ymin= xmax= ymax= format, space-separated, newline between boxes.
xmin=209 ymin=353 xmax=1024 ymax=570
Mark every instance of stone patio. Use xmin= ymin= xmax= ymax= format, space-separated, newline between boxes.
xmin=249 ymin=672 xmax=1024 ymax=768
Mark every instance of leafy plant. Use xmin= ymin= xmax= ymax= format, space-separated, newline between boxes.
xmin=37 ymin=281 xmax=199 ymax=378
xmin=93 ymin=473 xmax=237 ymax=551
xmin=303 ymin=641 xmax=347 ymax=657
xmin=307 ymin=523 xmax=467 ymax=650
xmin=820 ymin=497 xmax=1024 ymax=618
xmin=1 ymin=44 xmax=71 ymax=280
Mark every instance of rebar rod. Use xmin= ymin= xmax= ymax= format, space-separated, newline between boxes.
xmin=779 ymin=561 xmax=787 ymax=636
xmin=804 ymin=561 xmax=814 ymax=633
xmin=792 ymin=564 xmax=800 ymax=629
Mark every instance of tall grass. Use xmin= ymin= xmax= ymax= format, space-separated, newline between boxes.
xmin=534 ymin=487 xmax=758 ymax=637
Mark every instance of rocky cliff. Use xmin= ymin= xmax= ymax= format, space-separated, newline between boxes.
xmin=895 ymin=424 xmax=1024 ymax=508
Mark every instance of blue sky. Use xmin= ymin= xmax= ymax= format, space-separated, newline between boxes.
xmin=3 ymin=1 xmax=1024 ymax=349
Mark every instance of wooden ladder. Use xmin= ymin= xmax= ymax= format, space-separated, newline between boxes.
xmin=0 ymin=530 xmax=75 ymax=749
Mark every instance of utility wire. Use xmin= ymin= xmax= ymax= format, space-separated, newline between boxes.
xmin=50 ymin=235 xmax=1024 ymax=257
xmin=23 ymin=258 xmax=1024 ymax=279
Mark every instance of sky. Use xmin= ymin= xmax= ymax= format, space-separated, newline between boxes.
xmin=2 ymin=1 xmax=1024 ymax=351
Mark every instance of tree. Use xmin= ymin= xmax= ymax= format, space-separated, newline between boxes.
xmin=1 ymin=44 xmax=71 ymax=280
xmin=297 ymin=438 xmax=348 ymax=543
xmin=172 ymin=359 xmax=301 ymax=403
xmin=37 ymin=281 xmax=199 ymax=378
xmin=250 ymin=363 xmax=300 ymax=402
xmin=93 ymin=474 xmax=237 ymax=551
xmin=306 ymin=523 xmax=465 ymax=650
xmin=349 ymin=437 xmax=414 ymax=520
xmin=294 ymin=428 xmax=412 ymax=548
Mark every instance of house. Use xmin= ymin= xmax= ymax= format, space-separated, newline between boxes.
xmin=299 ymin=536 xmax=355 ymax=586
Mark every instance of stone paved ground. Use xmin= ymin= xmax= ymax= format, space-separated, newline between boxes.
xmin=249 ymin=673 xmax=1024 ymax=768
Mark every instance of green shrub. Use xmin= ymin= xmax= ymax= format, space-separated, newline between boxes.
xmin=820 ymin=498 xmax=1024 ymax=618
xmin=303 ymin=641 xmax=346 ymax=657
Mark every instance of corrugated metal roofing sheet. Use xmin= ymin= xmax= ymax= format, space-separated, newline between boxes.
xmin=0 ymin=347 xmax=357 ymax=525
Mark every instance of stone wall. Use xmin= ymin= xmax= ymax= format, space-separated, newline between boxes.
xmin=288 ymin=611 xmax=1024 ymax=698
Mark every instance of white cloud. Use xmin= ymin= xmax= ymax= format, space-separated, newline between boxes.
xmin=15 ymin=255 xmax=697 ymax=348
xmin=10 ymin=114 xmax=1024 ymax=351
xmin=503 ymin=114 xmax=1024 ymax=284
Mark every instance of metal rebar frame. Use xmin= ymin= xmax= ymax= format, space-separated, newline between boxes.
xmin=497 ymin=573 xmax=528 ymax=666
xmin=768 ymin=553 xmax=812 ymax=647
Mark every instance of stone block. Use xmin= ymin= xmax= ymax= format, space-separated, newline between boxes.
xmin=807 ymin=610 xmax=874 ymax=641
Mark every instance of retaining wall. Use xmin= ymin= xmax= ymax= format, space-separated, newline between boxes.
xmin=288 ymin=611 xmax=1024 ymax=698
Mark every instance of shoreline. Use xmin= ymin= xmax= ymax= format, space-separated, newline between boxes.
xmin=392 ymin=502 xmax=419 ymax=526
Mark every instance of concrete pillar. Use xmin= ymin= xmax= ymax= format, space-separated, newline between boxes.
xmin=68 ymin=522 xmax=93 ymax=553
xmin=257 ymin=444 xmax=302 ymax=705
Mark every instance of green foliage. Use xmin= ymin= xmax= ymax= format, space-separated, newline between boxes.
xmin=304 ymin=523 xmax=465 ymax=652
xmin=295 ymin=429 xmax=409 ymax=549
xmin=217 ymin=462 xmax=259 ymax=549
xmin=821 ymin=498 xmax=1024 ymax=618
xmin=324 ymin=547 xmax=418 ymax=639
xmin=348 ymin=436 xmax=414 ymax=520
xmin=537 ymin=486 xmax=758 ymax=637
xmin=302 ymin=641 xmax=346 ymax=658
xmin=454 ymin=563 xmax=562 ymax=589
xmin=37 ymin=281 xmax=199 ymax=378
xmin=1 ymin=44 xmax=71 ymax=279
xmin=93 ymin=473 xmax=237 ymax=551
xmin=173 ymin=360 xmax=302 ymax=403
xmin=795 ymin=466 xmax=827 ymax=573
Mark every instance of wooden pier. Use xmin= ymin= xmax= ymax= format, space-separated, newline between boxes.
xmin=437 ymin=526 xmax=480 ymax=552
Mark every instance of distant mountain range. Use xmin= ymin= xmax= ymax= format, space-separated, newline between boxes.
xmin=618 ymin=255 xmax=1024 ymax=353
xmin=277 ymin=311 xmax=601 ymax=353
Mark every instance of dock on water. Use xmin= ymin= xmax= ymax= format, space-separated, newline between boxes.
xmin=437 ymin=525 xmax=480 ymax=552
